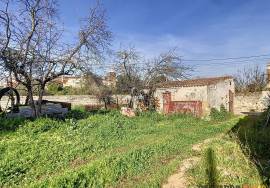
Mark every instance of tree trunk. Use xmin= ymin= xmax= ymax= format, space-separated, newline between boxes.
xmin=26 ymin=85 xmax=37 ymax=117
xmin=37 ymin=84 xmax=45 ymax=117
xmin=25 ymin=93 xmax=30 ymax=105
xmin=103 ymin=98 xmax=107 ymax=110
xmin=128 ymin=95 xmax=133 ymax=108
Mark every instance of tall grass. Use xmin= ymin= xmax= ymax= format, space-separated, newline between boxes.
xmin=0 ymin=110 xmax=239 ymax=187
xmin=231 ymin=115 xmax=270 ymax=185
xmin=187 ymin=135 xmax=262 ymax=187
xmin=206 ymin=148 xmax=218 ymax=188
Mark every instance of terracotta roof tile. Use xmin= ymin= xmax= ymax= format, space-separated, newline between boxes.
xmin=156 ymin=76 xmax=233 ymax=88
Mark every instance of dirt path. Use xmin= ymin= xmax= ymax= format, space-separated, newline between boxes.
xmin=162 ymin=137 xmax=219 ymax=188
xmin=162 ymin=157 xmax=200 ymax=188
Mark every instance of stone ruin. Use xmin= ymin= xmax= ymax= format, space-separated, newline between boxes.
xmin=0 ymin=87 xmax=71 ymax=119
xmin=7 ymin=101 xmax=70 ymax=119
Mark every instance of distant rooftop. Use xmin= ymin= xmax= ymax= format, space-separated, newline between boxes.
xmin=156 ymin=76 xmax=233 ymax=88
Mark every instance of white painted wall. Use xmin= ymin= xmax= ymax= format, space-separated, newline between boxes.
xmin=207 ymin=78 xmax=235 ymax=111
xmin=63 ymin=78 xmax=83 ymax=88
xmin=154 ymin=78 xmax=235 ymax=115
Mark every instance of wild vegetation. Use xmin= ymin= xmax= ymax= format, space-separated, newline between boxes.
xmin=231 ymin=113 xmax=270 ymax=185
xmin=0 ymin=109 xmax=240 ymax=187
xmin=210 ymin=104 xmax=232 ymax=121
xmin=187 ymin=134 xmax=262 ymax=187
xmin=187 ymin=111 xmax=270 ymax=187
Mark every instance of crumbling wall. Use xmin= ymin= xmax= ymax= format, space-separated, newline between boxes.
xmin=155 ymin=86 xmax=208 ymax=113
xmin=207 ymin=78 xmax=235 ymax=112
xmin=234 ymin=91 xmax=269 ymax=114
xmin=162 ymin=91 xmax=203 ymax=117
xmin=0 ymin=95 xmax=130 ymax=108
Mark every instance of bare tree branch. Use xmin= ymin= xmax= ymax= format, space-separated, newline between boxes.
xmin=0 ymin=0 xmax=112 ymax=117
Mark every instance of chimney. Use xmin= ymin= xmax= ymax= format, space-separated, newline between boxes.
xmin=267 ymin=63 xmax=270 ymax=88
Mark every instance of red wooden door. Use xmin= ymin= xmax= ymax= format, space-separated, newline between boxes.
xmin=163 ymin=92 xmax=171 ymax=114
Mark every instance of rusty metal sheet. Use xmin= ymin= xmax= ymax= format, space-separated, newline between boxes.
xmin=162 ymin=91 xmax=202 ymax=117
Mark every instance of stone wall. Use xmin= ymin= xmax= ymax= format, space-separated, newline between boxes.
xmin=2 ymin=92 xmax=267 ymax=115
xmin=41 ymin=95 xmax=100 ymax=106
xmin=234 ymin=91 xmax=269 ymax=114
xmin=0 ymin=95 xmax=130 ymax=109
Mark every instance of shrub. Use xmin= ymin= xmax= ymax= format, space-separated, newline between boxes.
xmin=0 ymin=116 xmax=26 ymax=131
xmin=66 ymin=109 xmax=90 ymax=120
xmin=210 ymin=104 xmax=231 ymax=121
xmin=47 ymin=83 xmax=63 ymax=95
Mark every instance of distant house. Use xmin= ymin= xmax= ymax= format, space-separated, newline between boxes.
xmin=102 ymin=72 xmax=116 ymax=87
xmin=52 ymin=72 xmax=117 ymax=89
xmin=53 ymin=75 xmax=83 ymax=88
xmin=154 ymin=76 xmax=235 ymax=116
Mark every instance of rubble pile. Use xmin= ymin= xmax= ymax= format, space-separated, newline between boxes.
xmin=7 ymin=102 xmax=69 ymax=118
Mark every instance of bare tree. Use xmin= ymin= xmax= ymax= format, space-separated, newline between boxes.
xmin=114 ymin=47 xmax=141 ymax=89
xmin=113 ymin=47 xmax=191 ymax=109
xmin=235 ymin=64 xmax=266 ymax=93
xmin=82 ymin=71 xmax=104 ymax=95
xmin=0 ymin=0 xmax=111 ymax=116
xmin=143 ymin=50 xmax=192 ymax=88
xmin=114 ymin=47 xmax=142 ymax=107
xmin=137 ymin=50 xmax=192 ymax=110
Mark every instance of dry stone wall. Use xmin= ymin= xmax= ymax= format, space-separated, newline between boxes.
xmin=2 ymin=93 xmax=268 ymax=115
xmin=0 ymin=95 xmax=130 ymax=108
xmin=234 ymin=91 xmax=269 ymax=114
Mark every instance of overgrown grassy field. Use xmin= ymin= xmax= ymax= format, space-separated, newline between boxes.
xmin=0 ymin=110 xmax=257 ymax=187
xmin=231 ymin=115 xmax=270 ymax=185
xmin=187 ymin=134 xmax=262 ymax=187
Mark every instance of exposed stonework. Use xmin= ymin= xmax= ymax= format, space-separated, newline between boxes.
xmin=234 ymin=91 xmax=269 ymax=114
xmin=0 ymin=95 xmax=130 ymax=109
xmin=7 ymin=103 xmax=69 ymax=118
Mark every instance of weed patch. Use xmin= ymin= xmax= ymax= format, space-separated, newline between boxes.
xmin=0 ymin=112 xmax=239 ymax=187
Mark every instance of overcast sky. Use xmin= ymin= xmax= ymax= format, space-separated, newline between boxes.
xmin=58 ymin=0 xmax=270 ymax=77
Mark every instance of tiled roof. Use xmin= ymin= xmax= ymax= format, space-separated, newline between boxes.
xmin=156 ymin=76 xmax=233 ymax=88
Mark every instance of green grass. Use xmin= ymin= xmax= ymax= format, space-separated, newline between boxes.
xmin=231 ymin=115 xmax=270 ymax=185
xmin=0 ymin=111 xmax=240 ymax=187
xmin=187 ymin=134 xmax=262 ymax=187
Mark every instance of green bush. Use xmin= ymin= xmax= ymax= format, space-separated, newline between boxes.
xmin=210 ymin=104 xmax=231 ymax=121
xmin=47 ymin=83 xmax=87 ymax=95
xmin=0 ymin=116 xmax=26 ymax=131
xmin=47 ymin=83 xmax=64 ymax=95
xmin=66 ymin=109 xmax=89 ymax=120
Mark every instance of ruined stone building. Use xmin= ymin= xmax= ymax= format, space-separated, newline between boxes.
xmin=154 ymin=76 xmax=235 ymax=116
